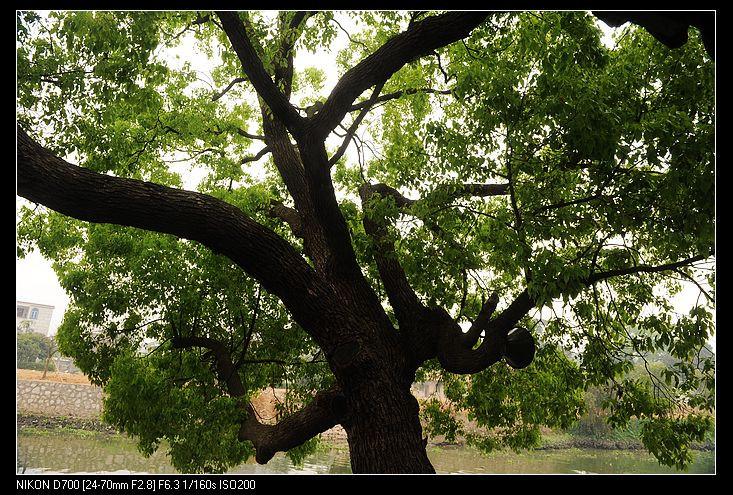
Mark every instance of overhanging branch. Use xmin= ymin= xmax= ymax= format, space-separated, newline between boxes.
xmin=171 ymin=335 xmax=343 ymax=465
xmin=586 ymin=255 xmax=706 ymax=285
xmin=431 ymin=254 xmax=709 ymax=375
xmin=241 ymin=146 xmax=271 ymax=164
xmin=310 ymin=11 xmax=490 ymax=139
xmin=17 ymin=125 xmax=337 ymax=347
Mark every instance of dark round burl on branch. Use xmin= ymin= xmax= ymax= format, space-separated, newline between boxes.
xmin=501 ymin=327 xmax=536 ymax=369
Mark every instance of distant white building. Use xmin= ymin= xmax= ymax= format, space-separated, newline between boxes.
xmin=16 ymin=301 xmax=55 ymax=336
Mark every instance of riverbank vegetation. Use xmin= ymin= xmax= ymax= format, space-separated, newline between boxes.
xmin=18 ymin=422 xmax=715 ymax=474
xmin=420 ymin=352 xmax=715 ymax=465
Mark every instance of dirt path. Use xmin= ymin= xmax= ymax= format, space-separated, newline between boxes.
xmin=17 ymin=369 xmax=91 ymax=385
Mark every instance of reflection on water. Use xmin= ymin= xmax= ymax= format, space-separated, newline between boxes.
xmin=17 ymin=432 xmax=714 ymax=475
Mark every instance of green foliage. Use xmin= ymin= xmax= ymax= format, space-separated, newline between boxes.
xmin=17 ymin=10 xmax=714 ymax=472
xmin=570 ymin=386 xmax=614 ymax=438
xmin=285 ymin=436 xmax=321 ymax=467
xmin=420 ymin=398 xmax=464 ymax=443
xmin=568 ymin=356 xmax=715 ymax=460
xmin=640 ymin=415 xmax=714 ymax=471
xmin=422 ymin=338 xmax=587 ymax=454
xmin=104 ymin=353 xmax=253 ymax=473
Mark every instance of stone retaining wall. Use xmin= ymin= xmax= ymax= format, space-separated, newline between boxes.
xmin=17 ymin=379 xmax=103 ymax=419
xmin=16 ymin=378 xmax=348 ymax=444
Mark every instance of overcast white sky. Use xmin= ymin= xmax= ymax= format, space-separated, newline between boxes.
xmin=16 ymin=250 xmax=70 ymax=333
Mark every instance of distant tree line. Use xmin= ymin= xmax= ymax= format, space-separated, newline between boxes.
xmin=17 ymin=331 xmax=56 ymax=373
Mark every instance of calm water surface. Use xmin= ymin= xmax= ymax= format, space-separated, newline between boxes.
xmin=17 ymin=431 xmax=714 ymax=475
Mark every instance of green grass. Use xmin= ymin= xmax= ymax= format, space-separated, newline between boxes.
xmin=19 ymin=425 xmax=108 ymax=438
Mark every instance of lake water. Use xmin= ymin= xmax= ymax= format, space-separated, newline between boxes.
xmin=17 ymin=431 xmax=715 ymax=475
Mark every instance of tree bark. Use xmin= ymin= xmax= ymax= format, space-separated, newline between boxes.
xmin=344 ymin=379 xmax=434 ymax=473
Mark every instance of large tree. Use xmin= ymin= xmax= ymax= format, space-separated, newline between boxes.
xmin=16 ymin=11 xmax=714 ymax=473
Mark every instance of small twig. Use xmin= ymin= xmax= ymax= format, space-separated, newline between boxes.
xmin=241 ymin=146 xmax=271 ymax=164
xmin=432 ymin=50 xmax=452 ymax=84
xmin=329 ymin=81 xmax=385 ymax=167
xmin=673 ymin=269 xmax=714 ymax=303
xmin=330 ymin=17 xmax=368 ymax=49
xmin=212 ymin=77 xmax=247 ymax=102
xmin=143 ymin=337 xmax=173 ymax=358
xmin=235 ymin=286 xmax=261 ymax=370
xmin=236 ymin=128 xmax=266 ymax=141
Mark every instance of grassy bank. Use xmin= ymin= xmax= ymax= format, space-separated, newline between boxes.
xmin=540 ymin=421 xmax=715 ymax=452
xmin=17 ymin=413 xmax=118 ymax=436
xmin=18 ymin=412 xmax=714 ymax=456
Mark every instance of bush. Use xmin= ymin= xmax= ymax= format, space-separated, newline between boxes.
xmin=17 ymin=331 xmax=51 ymax=364
xmin=570 ymin=385 xmax=613 ymax=437
xmin=17 ymin=360 xmax=56 ymax=372
xmin=17 ymin=331 xmax=57 ymax=373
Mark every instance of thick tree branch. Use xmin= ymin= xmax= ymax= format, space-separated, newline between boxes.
xmin=236 ymin=128 xmax=266 ymax=141
xmin=361 ymin=183 xmax=416 ymax=208
xmin=171 ymin=335 xmax=343 ymax=465
xmin=435 ymin=290 xmax=532 ymax=374
xmin=267 ymin=200 xmax=305 ymax=239
xmin=239 ymin=385 xmax=344 ymax=464
xmin=462 ymin=292 xmax=499 ymax=348
xmin=249 ymin=11 xmax=344 ymax=276
xmin=216 ymin=11 xmax=304 ymax=133
xmin=358 ymin=181 xmax=509 ymax=332
xmin=592 ymin=11 xmax=714 ymax=60
xmin=434 ymin=254 xmax=709 ymax=375
xmin=273 ymin=11 xmax=312 ymax=100
xmin=359 ymin=183 xmax=426 ymax=330
xmin=17 ymin=126 xmax=339 ymax=348
xmin=310 ymin=12 xmax=490 ymax=139
xmin=265 ymin=12 xmax=488 ymax=325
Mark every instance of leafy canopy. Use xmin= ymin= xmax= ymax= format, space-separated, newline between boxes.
xmin=17 ymin=11 xmax=714 ymax=472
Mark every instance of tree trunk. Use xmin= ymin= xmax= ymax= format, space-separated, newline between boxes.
xmin=342 ymin=377 xmax=434 ymax=473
